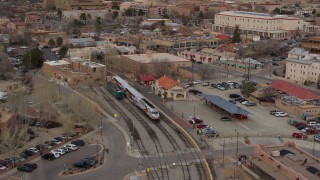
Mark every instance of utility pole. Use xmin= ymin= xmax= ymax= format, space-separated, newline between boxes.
xmin=222 ymin=137 xmax=225 ymax=167
xmin=236 ymin=129 xmax=239 ymax=161
xmin=313 ymin=139 xmax=316 ymax=156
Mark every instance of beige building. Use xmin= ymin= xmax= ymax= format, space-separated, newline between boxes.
xmin=285 ymin=48 xmax=320 ymax=83
xmin=213 ymin=11 xmax=304 ymax=39
xmin=42 ymin=58 xmax=105 ymax=86
xmin=119 ymin=53 xmax=192 ymax=76
xmin=44 ymin=0 xmax=110 ymax=10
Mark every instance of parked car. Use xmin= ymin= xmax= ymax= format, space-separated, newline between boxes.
xmin=71 ymin=140 xmax=85 ymax=146
xmin=193 ymin=80 xmax=201 ymax=84
xmin=196 ymin=124 xmax=208 ymax=129
xmin=292 ymin=132 xmax=308 ymax=139
xmin=25 ymin=100 xmax=33 ymax=105
xmin=73 ymin=160 xmax=92 ymax=169
xmin=63 ymin=144 xmax=78 ymax=151
xmin=202 ymin=82 xmax=210 ymax=86
xmin=301 ymin=127 xmax=318 ymax=135
xmin=233 ymin=114 xmax=248 ymax=120
xmin=244 ymin=102 xmax=257 ymax=107
xmin=0 ymin=164 xmax=6 ymax=170
xmin=62 ymin=147 xmax=72 ymax=153
xmin=211 ymin=83 xmax=217 ymax=88
xmin=42 ymin=153 xmax=56 ymax=161
xmin=187 ymin=116 xmax=204 ymax=124
xmin=204 ymin=129 xmax=219 ymax=137
xmin=229 ymin=100 xmax=236 ymax=104
xmin=28 ymin=148 xmax=39 ymax=154
xmin=0 ymin=160 xmax=10 ymax=168
xmin=51 ymin=139 xmax=61 ymax=145
xmin=275 ymin=112 xmax=287 ymax=117
xmin=238 ymin=98 xmax=248 ymax=103
xmin=297 ymin=124 xmax=308 ymax=130
xmin=23 ymin=163 xmax=37 ymax=170
xmin=287 ymin=119 xmax=298 ymax=126
xmin=229 ymin=94 xmax=241 ymax=99
xmin=51 ymin=149 xmax=65 ymax=156
xmin=308 ymin=121 xmax=319 ymax=126
xmin=294 ymin=122 xmax=307 ymax=128
xmin=220 ymin=117 xmax=232 ymax=121
xmin=188 ymin=89 xmax=202 ymax=95
xmin=270 ymin=110 xmax=282 ymax=115
xmin=17 ymin=165 xmax=33 ymax=172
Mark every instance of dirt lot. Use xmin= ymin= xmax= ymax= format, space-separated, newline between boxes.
xmin=166 ymin=81 xmax=297 ymax=138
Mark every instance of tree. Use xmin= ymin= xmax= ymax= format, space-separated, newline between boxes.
xmin=151 ymin=58 xmax=173 ymax=77
xmin=112 ymin=11 xmax=119 ymax=20
xmin=80 ymin=13 xmax=87 ymax=24
xmin=260 ymin=86 xmax=275 ymax=101
xmin=0 ymin=127 xmax=29 ymax=154
xmin=198 ymin=11 xmax=204 ymax=20
xmin=57 ymin=9 xmax=63 ymax=20
xmin=232 ymin=25 xmax=241 ymax=43
xmin=124 ymin=8 xmax=133 ymax=16
xmin=312 ymin=9 xmax=316 ymax=15
xmin=95 ymin=17 xmax=102 ymax=39
xmin=240 ymin=82 xmax=256 ymax=97
xmin=163 ymin=13 xmax=169 ymax=19
xmin=59 ymin=46 xmax=69 ymax=58
xmin=56 ymin=37 xmax=63 ymax=46
xmin=22 ymin=48 xmax=44 ymax=69
xmin=138 ymin=9 xmax=145 ymax=16
xmin=48 ymin=38 xmax=55 ymax=47
xmin=273 ymin=8 xmax=281 ymax=14
xmin=273 ymin=69 xmax=278 ymax=76
xmin=0 ymin=59 xmax=14 ymax=79
xmin=111 ymin=3 xmax=119 ymax=10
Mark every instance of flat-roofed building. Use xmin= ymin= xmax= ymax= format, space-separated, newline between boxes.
xmin=120 ymin=53 xmax=191 ymax=76
xmin=249 ymin=142 xmax=320 ymax=180
xmin=53 ymin=0 xmax=110 ymax=10
xmin=301 ymin=36 xmax=320 ymax=54
xmin=213 ymin=11 xmax=304 ymax=39
xmin=285 ymin=48 xmax=320 ymax=84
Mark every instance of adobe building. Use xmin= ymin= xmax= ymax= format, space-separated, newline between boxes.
xmin=0 ymin=109 xmax=15 ymax=128
xmin=42 ymin=58 xmax=105 ymax=86
xmin=248 ymin=141 xmax=320 ymax=180
xmin=119 ymin=53 xmax=192 ymax=76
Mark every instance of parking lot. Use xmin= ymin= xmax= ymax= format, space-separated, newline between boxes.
xmin=166 ymin=81 xmax=298 ymax=138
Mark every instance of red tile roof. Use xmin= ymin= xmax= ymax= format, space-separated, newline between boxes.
xmin=157 ymin=75 xmax=177 ymax=90
xmin=139 ymin=74 xmax=155 ymax=82
xmin=271 ymin=80 xmax=320 ymax=100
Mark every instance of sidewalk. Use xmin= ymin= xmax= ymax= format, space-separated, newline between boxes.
xmin=208 ymin=136 xmax=320 ymax=151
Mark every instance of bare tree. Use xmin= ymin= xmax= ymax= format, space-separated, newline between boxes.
xmin=151 ymin=58 xmax=173 ymax=77
xmin=0 ymin=127 xmax=29 ymax=154
xmin=198 ymin=66 xmax=210 ymax=80
xmin=260 ymin=86 xmax=276 ymax=101
xmin=0 ymin=59 xmax=14 ymax=78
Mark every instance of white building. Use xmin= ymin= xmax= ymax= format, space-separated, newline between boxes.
xmin=213 ymin=11 xmax=304 ymax=39
xmin=286 ymin=48 xmax=320 ymax=84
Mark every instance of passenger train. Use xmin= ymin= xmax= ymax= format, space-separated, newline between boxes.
xmin=111 ymin=76 xmax=160 ymax=120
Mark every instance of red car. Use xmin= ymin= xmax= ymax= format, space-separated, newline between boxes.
xmin=187 ymin=116 xmax=204 ymax=124
xmin=232 ymin=114 xmax=248 ymax=120
xmin=196 ymin=124 xmax=209 ymax=129
xmin=292 ymin=132 xmax=308 ymax=139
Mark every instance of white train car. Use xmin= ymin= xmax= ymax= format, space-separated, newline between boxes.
xmin=113 ymin=76 xmax=160 ymax=120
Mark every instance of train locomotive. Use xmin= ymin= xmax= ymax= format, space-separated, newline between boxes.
xmin=112 ymin=76 xmax=160 ymax=120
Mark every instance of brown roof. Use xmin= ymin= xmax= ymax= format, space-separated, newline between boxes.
xmin=157 ymin=75 xmax=177 ymax=90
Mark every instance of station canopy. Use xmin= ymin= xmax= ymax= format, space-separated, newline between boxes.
xmin=201 ymin=94 xmax=250 ymax=116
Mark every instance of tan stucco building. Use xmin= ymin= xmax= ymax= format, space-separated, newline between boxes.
xmin=285 ymin=48 xmax=320 ymax=84
xmin=119 ymin=53 xmax=192 ymax=76
xmin=213 ymin=11 xmax=304 ymax=39
xmin=44 ymin=0 xmax=110 ymax=10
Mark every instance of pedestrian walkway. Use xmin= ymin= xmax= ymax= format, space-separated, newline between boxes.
xmin=207 ymin=136 xmax=320 ymax=152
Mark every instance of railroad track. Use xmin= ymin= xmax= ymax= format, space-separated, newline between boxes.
xmin=96 ymin=86 xmax=207 ymax=180
xmin=159 ymin=117 xmax=206 ymax=180
xmin=94 ymin=87 xmax=165 ymax=180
